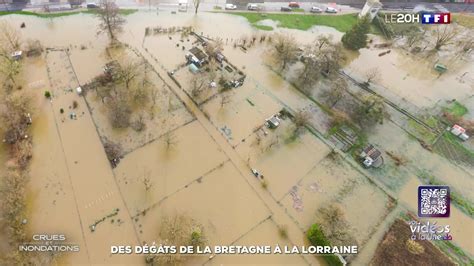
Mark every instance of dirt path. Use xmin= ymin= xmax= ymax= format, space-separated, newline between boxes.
xmin=44 ymin=49 xmax=142 ymax=264
xmin=133 ymin=45 xmax=322 ymax=265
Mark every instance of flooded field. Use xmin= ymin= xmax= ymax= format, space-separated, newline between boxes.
xmin=235 ymin=124 xmax=331 ymax=199
xmin=346 ymin=40 xmax=474 ymax=108
xmin=114 ymin=120 xmax=228 ymax=215
xmin=83 ymin=46 xmax=194 ymax=153
xmin=279 ymin=156 xmax=393 ymax=248
xmin=131 ymin=160 xmax=271 ymax=264
xmin=205 ymin=219 xmax=308 ymax=265
xmin=1 ymin=8 xmax=472 ymax=266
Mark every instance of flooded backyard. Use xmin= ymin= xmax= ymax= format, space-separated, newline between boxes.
xmin=0 ymin=8 xmax=472 ymax=265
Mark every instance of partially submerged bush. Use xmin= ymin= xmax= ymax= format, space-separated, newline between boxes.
xmin=108 ymin=99 xmax=131 ymax=128
xmin=147 ymin=214 xmax=206 ymax=265
xmin=307 ymin=224 xmax=343 ymax=266
xmin=103 ymin=139 xmax=123 ymax=167
xmin=278 ymin=225 xmax=288 ymax=239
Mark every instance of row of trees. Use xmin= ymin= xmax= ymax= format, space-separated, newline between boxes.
xmin=268 ymin=32 xmax=388 ymax=130
xmin=0 ymin=23 xmax=39 ymax=263
xmin=270 ymin=34 xmax=345 ymax=88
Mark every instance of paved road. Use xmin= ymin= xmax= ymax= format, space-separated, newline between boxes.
xmin=1 ymin=0 xmax=473 ymax=13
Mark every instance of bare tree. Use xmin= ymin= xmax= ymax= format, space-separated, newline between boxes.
xmin=298 ymin=49 xmax=321 ymax=91
xmin=404 ymin=25 xmax=426 ymax=48
xmin=146 ymin=214 xmax=205 ymax=265
xmin=96 ymin=0 xmax=126 ymax=43
xmin=163 ymin=131 xmax=178 ymax=150
xmin=190 ymin=74 xmax=206 ymax=98
xmin=298 ymin=36 xmax=344 ymax=90
xmin=432 ymin=25 xmax=457 ymax=50
xmin=293 ymin=110 xmax=310 ymax=135
xmin=271 ymin=34 xmax=300 ymax=71
xmin=320 ymin=78 xmax=347 ymax=108
xmin=142 ymin=170 xmax=153 ymax=196
xmin=353 ymin=95 xmax=387 ymax=128
xmin=0 ymin=22 xmax=22 ymax=88
xmin=364 ymin=67 xmax=381 ymax=84
xmin=456 ymin=35 xmax=473 ymax=56
xmin=118 ymin=60 xmax=140 ymax=90
xmin=0 ymin=57 xmax=21 ymax=88
xmin=0 ymin=92 xmax=33 ymax=144
xmin=0 ymin=21 xmax=21 ymax=52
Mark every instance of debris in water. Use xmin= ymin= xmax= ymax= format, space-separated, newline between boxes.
xmin=220 ymin=125 xmax=233 ymax=139
xmin=289 ymin=186 xmax=303 ymax=212
xmin=307 ymin=182 xmax=322 ymax=193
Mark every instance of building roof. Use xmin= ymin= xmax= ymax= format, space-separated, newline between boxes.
xmin=362 ymin=144 xmax=382 ymax=160
xmin=189 ymin=47 xmax=207 ymax=61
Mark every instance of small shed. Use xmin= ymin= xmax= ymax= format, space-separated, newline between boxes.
xmin=450 ymin=124 xmax=465 ymax=136
xmin=360 ymin=144 xmax=383 ymax=168
xmin=265 ymin=114 xmax=281 ymax=129
xmin=450 ymin=124 xmax=469 ymax=141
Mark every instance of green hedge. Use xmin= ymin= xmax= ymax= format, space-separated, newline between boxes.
xmin=307 ymin=224 xmax=343 ymax=266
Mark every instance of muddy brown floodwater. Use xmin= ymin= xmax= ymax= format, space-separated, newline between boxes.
xmin=1 ymin=9 xmax=472 ymax=266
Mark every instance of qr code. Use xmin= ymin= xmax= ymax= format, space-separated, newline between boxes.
xmin=418 ymin=186 xmax=450 ymax=217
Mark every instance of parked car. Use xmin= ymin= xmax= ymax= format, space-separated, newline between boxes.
xmin=225 ymin=3 xmax=237 ymax=10
xmin=86 ymin=2 xmax=99 ymax=8
xmin=288 ymin=2 xmax=300 ymax=8
xmin=310 ymin=6 xmax=322 ymax=13
xmin=247 ymin=3 xmax=259 ymax=10
xmin=281 ymin=6 xmax=292 ymax=12
xmin=325 ymin=6 xmax=338 ymax=13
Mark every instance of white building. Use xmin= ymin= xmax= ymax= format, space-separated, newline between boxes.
xmin=359 ymin=0 xmax=383 ymax=22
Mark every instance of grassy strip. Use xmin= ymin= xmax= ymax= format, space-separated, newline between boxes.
xmin=0 ymin=8 xmax=137 ymax=18
xmin=418 ymin=170 xmax=474 ymax=218
xmin=307 ymin=224 xmax=344 ymax=266
xmin=227 ymin=12 xmax=359 ymax=32
xmin=442 ymin=132 xmax=474 ymax=160
xmin=254 ymin=24 xmax=274 ymax=31
xmin=444 ymin=101 xmax=468 ymax=118
xmin=407 ymin=118 xmax=437 ymax=143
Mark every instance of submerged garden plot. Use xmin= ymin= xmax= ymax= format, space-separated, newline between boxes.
xmin=81 ymin=46 xmax=194 ymax=155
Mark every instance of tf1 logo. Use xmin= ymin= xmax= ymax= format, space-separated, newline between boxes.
xmin=384 ymin=12 xmax=451 ymax=24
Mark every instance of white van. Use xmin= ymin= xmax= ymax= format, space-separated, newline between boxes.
xmin=247 ymin=4 xmax=259 ymax=10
